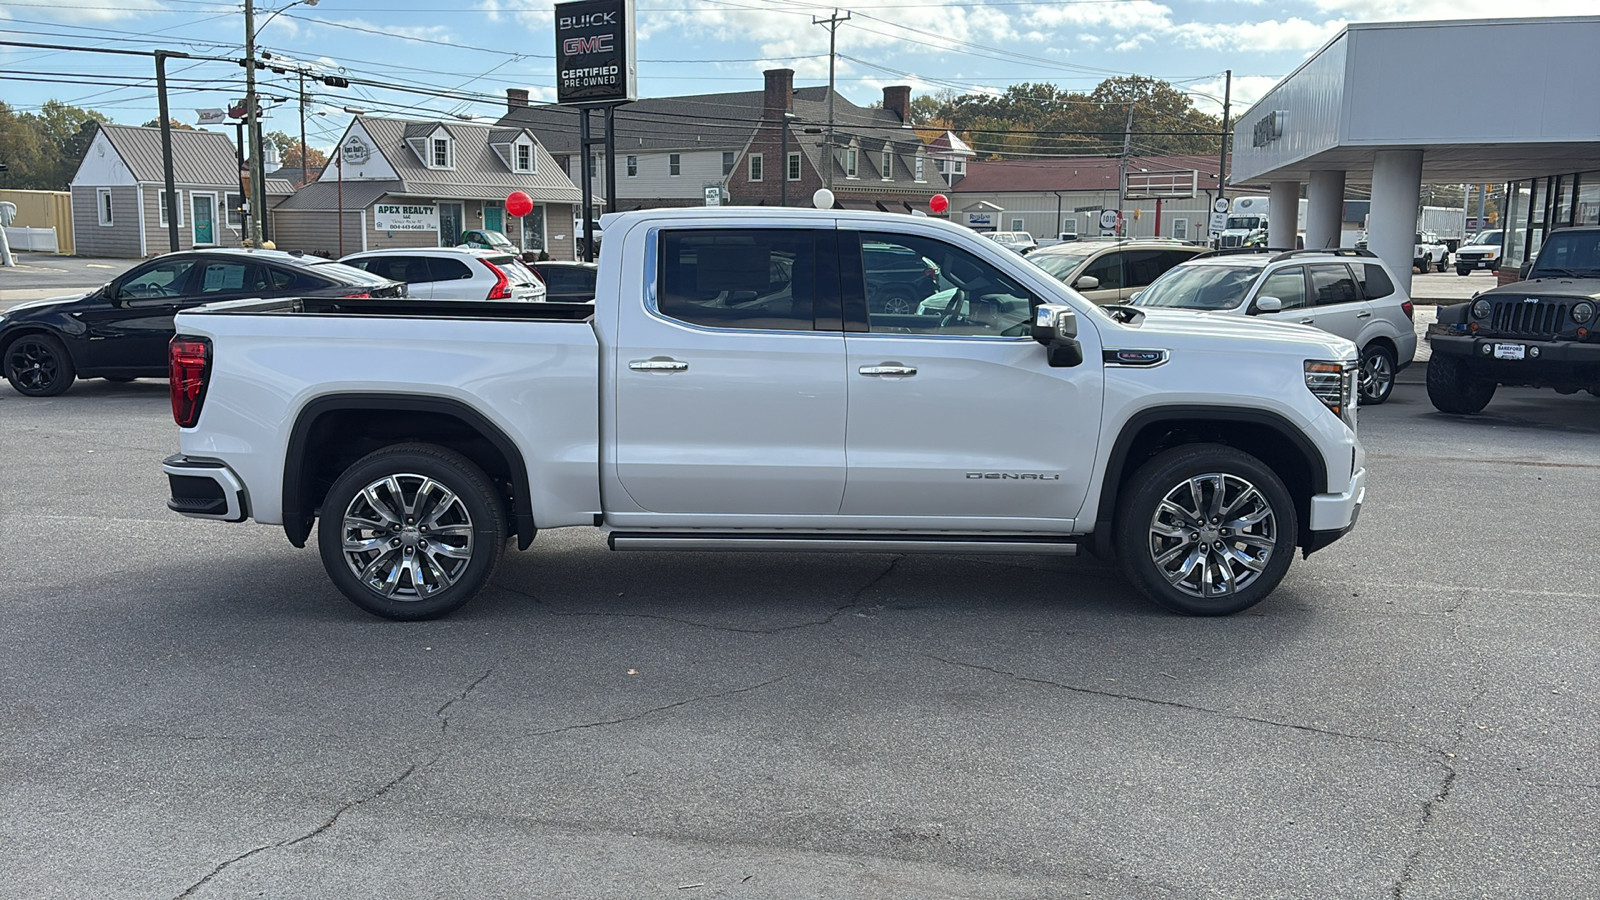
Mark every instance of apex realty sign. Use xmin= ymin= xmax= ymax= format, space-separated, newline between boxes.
xmin=555 ymin=0 xmax=637 ymax=105
xmin=373 ymin=203 xmax=439 ymax=232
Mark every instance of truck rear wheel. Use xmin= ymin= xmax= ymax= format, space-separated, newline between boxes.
xmin=317 ymin=443 xmax=506 ymax=620
xmin=1114 ymin=444 xmax=1296 ymax=616
xmin=1426 ymin=355 xmax=1496 ymax=414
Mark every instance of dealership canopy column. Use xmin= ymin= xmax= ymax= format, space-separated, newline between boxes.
xmin=1228 ymin=16 xmax=1599 ymax=290
xmin=1306 ymin=170 xmax=1345 ymax=251
xmin=1268 ymin=181 xmax=1299 ymax=250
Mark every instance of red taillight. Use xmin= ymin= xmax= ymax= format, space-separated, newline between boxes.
xmin=169 ymin=337 xmax=211 ymax=428
xmin=341 ymin=291 xmax=371 ymax=299
xmin=1401 ymin=300 xmax=1415 ymax=321
xmin=480 ymin=259 xmax=512 ymax=299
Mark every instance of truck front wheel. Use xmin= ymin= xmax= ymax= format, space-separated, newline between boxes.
xmin=1426 ymin=355 xmax=1496 ymax=414
xmin=1114 ymin=444 xmax=1297 ymax=616
xmin=317 ymin=443 xmax=506 ymax=620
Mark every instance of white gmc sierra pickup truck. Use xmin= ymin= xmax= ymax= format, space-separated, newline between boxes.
xmin=163 ymin=208 xmax=1366 ymax=620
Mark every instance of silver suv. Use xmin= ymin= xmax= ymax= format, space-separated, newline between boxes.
xmin=1130 ymin=247 xmax=1417 ymax=404
xmin=340 ymin=247 xmax=546 ymax=302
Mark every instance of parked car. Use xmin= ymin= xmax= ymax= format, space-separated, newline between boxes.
xmin=982 ymin=231 xmax=1037 ymax=253
xmin=340 ymin=247 xmax=546 ymax=302
xmin=1427 ymin=225 xmax=1600 ymax=413
xmin=1 ymin=249 xmax=402 ymax=397
xmin=457 ymin=229 xmax=521 ymax=255
xmin=1026 ymin=240 xmax=1205 ymax=306
xmin=530 ymin=260 xmax=599 ymax=303
xmin=163 ymin=207 xmax=1366 ymax=621
xmin=862 ymin=241 xmax=940 ymax=313
xmin=1129 ymin=247 xmax=1416 ymax=404
xmin=1455 ymin=229 xmax=1504 ymax=275
xmin=1415 ymin=232 xmax=1449 ymax=273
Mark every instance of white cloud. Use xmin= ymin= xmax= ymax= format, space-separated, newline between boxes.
xmin=12 ymin=0 xmax=165 ymax=24
xmin=1182 ymin=17 xmax=1345 ymax=52
xmin=1025 ymin=1 xmax=1174 ymax=32
xmin=1184 ymin=75 xmax=1282 ymax=115
xmin=1311 ymin=0 xmax=1596 ymax=18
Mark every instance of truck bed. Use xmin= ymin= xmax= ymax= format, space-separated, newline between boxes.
xmin=186 ymin=297 xmax=597 ymax=321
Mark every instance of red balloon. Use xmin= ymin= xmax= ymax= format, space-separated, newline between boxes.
xmin=506 ymin=190 xmax=534 ymax=218
xmin=929 ymin=193 xmax=949 ymax=214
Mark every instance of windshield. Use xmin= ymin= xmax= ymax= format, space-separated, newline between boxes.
xmin=1470 ymin=231 xmax=1503 ymax=246
xmin=1527 ymin=230 xmax=1600 ymax=278
xmin=1027 ymin=251 xmax=1096 ymax=281
xmin=1225 ymin=216 xmax=1261 ymax=230
xmin=1131 ymin=264 xmax=1261 ymax=310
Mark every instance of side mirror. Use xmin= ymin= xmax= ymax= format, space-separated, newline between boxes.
xmin=1073 ymin=275 xmax=1099 ymax=291
xmin=1031 ymin=304 xmax=1083 ymax=368
xmin=1129 ymin=290 xmax=1143 ymax=302
xmin=1253 ymin=296 xmax=1283 ymax=313
xmin=1518 ymin=261 xmax=1532 ymax=280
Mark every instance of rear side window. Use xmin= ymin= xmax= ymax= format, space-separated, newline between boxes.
xmin=1123 ymin=249 xmax=1176 ymax=289
xmin=1308 ymin=264 xmax=1363 ymax=306
xmin=1353 ymin=263 xmax=1395 ymax=300
xmin=198 ymin=262 xmax=270 ymax=294
xmin=428 ymin=257 xmax=474 ymax=282
xmin=657 ymin=229 xmax=823 ymax=331
xmin=1081 ymin=251 xmax=1125 ymax=290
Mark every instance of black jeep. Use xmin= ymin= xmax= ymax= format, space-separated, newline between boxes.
xmin=1427 ymin=226 xmax=1600 ymax=413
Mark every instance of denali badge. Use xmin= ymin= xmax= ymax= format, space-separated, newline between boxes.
xmin=967 ymin=472 xmax=1061 ymax=480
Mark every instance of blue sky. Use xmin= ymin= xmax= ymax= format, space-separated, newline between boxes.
xmin=0 ymin=0 xmax=1587 ymax=153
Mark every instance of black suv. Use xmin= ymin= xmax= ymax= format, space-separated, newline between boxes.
xmin=2 ymin=249 xmax=403 ymax=397
xmin=1428 ymin=226 xmax=1600 ymax=413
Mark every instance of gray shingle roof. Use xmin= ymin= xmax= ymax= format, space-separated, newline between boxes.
xmin=95 ymin=123 xmax=241 ymax=186
xmin=354 ymin=116 xmax=581 ymax=204
xmin=272 ymin=179 xmax=401 ymax=211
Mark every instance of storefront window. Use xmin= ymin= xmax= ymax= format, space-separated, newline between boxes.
xmin=1504 ymin=181 xmax=1529 ymax=269
xmin=524 ymin=204 xmax=546 ymax=251
xmin=1573 ymin=171 xmax=1599 ymax=227
xmin=1527 ymin=176 xmax=1550 ymax=262
xmin=1553 ymin=174 xmax=1575 ymax=230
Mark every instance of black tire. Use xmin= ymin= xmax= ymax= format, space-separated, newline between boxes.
xmin=1426 ymin=355 xmax=1496 ymax=414
xmin=317 ymin=443 xmax=506 ymax=620
xmin=877 ymin=287 xmax=918 ymax=315
xmin=1456 ymin=266 xmax=1471 ymax=276
xmin=1358 ymin=343 xmax=1396 ymax=405
xmin=1435 ymin=255 xmax=1448 ymax=273
xmin=4 ymin=333 xmax=76 ymax=397
xmin=1114 ymin=444 xmax=1297 ymax=616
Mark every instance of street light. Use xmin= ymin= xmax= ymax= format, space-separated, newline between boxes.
xmin=244 ymin=0 xmax=320 ymax=246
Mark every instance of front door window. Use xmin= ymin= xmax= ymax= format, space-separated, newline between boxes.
xmin=438 ymin=202 xmax=465 ymax=246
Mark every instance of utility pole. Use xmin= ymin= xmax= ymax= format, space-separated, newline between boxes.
xmin=813 ymin=8 xmax=849 ymax=190
xmin=297 ymin=69 xmax=309 ymax=189
xmin=244 ymin=2 xmax=263 ymax=247
xmin=1117 ymin=93 xmax=1135 ymax=236
xmin=1217 ymin=69 xmax=1232 ymax=203
xmin=155 ymin=49 xmax=187 ymax=252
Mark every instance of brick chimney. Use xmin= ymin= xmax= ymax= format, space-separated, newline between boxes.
xmin=763 ymin=68 xmax=794 ymax=119
xmin=882 ymin=85 xmax=911 ymax=125
xmin=506 ymin=88 xmax=530 ymax=114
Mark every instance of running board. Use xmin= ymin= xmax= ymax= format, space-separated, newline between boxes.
xmin=607 ymin=532 xmax=1078 ymax=555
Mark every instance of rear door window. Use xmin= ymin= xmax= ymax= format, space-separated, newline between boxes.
xmin=657 ymin=229 xmax=826 ymax=331
xmin=1309 ymin=264 xmax=1364 ymax=306
xmin=198 ymin=261 xmax=270 ymax=295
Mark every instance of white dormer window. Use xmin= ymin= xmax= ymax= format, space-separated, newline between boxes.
xmin=881 ymin=148 xmax=893 ymax=180
xmin=953 ymin=158 xmax=965 ymax=175
xmin=915 ymin=152 xmax=926 ymax=183
xmin=514 ymin=140 xmax=534 ymax=173
xmin=431 ymin=136 xmax=453 ymax=169
xmin=846 ymin=146 xmax=858 ymax=179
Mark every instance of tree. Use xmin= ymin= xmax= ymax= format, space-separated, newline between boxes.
xmin=0 ymin=102 xmax=51 ymax=190
xmin=23 ymin=100 xmax=111 ymax=190
xmin=142 ymin=118 xmax=198 ymax=130
xmin=266 ymin=131 xmax=328 ymax=186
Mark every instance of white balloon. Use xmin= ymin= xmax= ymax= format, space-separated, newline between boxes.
xmin=812 ymin=188 xmax=835 ymax=210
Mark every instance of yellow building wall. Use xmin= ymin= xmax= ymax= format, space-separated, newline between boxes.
xmin=0 ymin=190 xmax=74 ymax=254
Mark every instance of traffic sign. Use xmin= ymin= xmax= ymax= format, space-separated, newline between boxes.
xmin=1098 ymin=209 xmax=1120 ymax=231
xmin=1213 ymin=198 xmax=1230 ymax=213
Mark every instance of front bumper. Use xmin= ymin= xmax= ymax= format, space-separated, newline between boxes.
xmin=1304 ymin=466 xmax=1365 ymax=555
xmin=1430 ymin=334 xmax=1600 ymax=365
xmin=163 ymin=454 xmax=250 ymax=522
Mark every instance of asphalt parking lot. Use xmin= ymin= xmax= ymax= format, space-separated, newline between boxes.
xmin=2 ymin=374 xmax=1596 ymax=899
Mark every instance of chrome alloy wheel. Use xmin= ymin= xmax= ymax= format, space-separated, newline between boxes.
xmin=1359 ymin=352 xmax=1393 ymax=402
xmin=340 ymin=473 xmax=475 ymax=600
xmin=1146 ymin=473 xmax=1277 ymax=599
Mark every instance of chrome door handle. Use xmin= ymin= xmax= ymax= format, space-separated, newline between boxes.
xmin=859 ymin=364 xmax=917 ymax=377
xmin=1356 ymin=311 xmax=1373 ymax=319
xmin=1298 ymin=318 xmax=1315 ymax=325
xmin=629 ymin=357 xmax=688 ymax=372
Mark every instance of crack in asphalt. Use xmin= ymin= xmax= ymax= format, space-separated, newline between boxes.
xmin=170 ymin=665 xmax=497 ymax=900
xmin=491 ymin=555 xmax=905 ymax=636
xmin=925 ymin=654 xmax=1429 ymax=752
xmin=530 ymin=675 xmax=792 ymax=737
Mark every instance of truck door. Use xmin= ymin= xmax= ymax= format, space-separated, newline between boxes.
xmin=612 ymin=227 xmax=848 ymax=515
xmin=837 ymin=230 xmax=1104 ymax=528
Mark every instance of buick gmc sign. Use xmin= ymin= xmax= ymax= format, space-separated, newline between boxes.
xmin=555 ymin=0 xmax=637 ymax=105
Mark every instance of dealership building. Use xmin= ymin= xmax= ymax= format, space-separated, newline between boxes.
xmin=1230 ymin=16 xmax=1599 ymax=294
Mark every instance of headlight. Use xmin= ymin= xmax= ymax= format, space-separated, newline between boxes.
xmin=1471 ymin=299 xmax=1492 ymax=319
xmin=1572 ymin=302 xmax=1595 ymax=324
xmin=1305 ymin=359 xmax=1358 ymax=425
